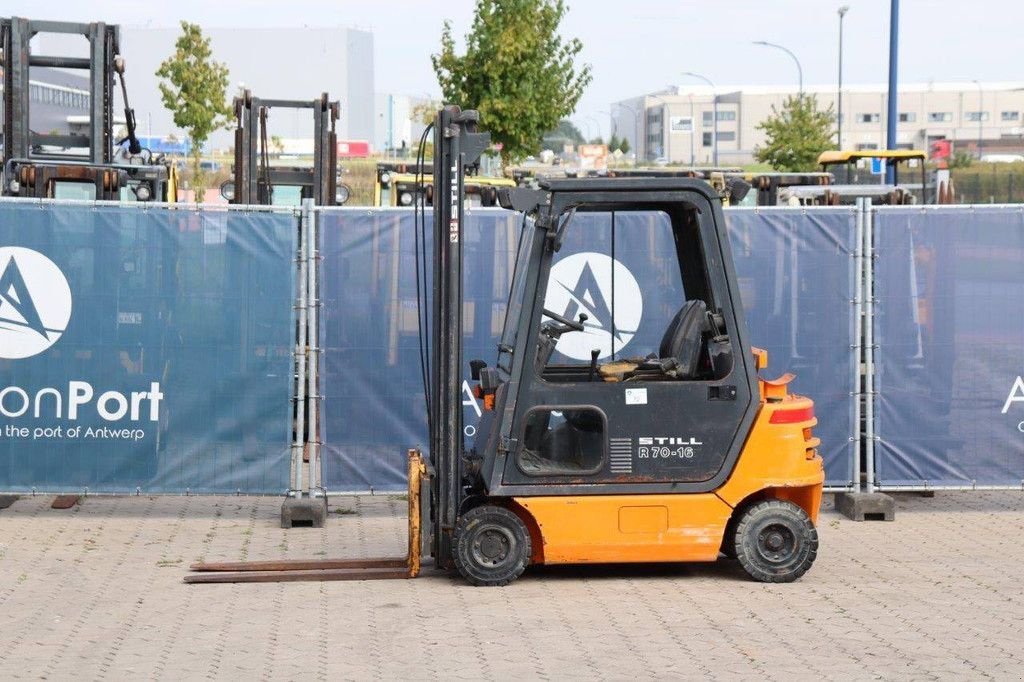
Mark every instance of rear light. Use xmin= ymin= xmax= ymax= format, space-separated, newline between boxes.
xmin=769 ymin=405 xmax=814 ymax=424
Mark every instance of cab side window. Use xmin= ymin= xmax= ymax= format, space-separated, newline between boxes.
xmin=517 ymin=407 xmax=605 ymax=476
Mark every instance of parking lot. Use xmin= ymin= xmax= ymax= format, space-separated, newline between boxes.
xmin=1 ymin=491 xmax=1023 ymax=680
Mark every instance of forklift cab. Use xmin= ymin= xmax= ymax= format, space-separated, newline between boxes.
xmin=444 ymin=173 xmax=822 ymax=586
xmin=474 ymin=178 xmax=757 ymax=492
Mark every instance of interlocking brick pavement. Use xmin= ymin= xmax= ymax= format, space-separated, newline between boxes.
xmin=1 ymin=492 xmax=1023 ymax=680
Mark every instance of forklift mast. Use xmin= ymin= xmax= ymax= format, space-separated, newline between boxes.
xmin=1 ymin=17 xmax=119 ymax=165
xmin=1 ymin=16 xmax=170 ymax=201
xmin=429 ymin=106 xmax=491 ymax=566
xmin=229 ymin=91 xmax=341 ymax=206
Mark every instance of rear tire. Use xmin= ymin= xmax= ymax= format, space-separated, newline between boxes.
xmin=453 ymin=505 xmax=531 ymax=586
xmin=733 ymin=500 xmax=818 ymax=583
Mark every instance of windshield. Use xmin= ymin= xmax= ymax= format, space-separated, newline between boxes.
xmin=271 ymin=184 xmax=304 ymax=207
xmin=497 ymin=215 xmax=537 ymax=373
xmin=52 ymin=181 xmax=97 ymax=200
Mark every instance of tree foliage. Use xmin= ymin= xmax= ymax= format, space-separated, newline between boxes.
xmin=541 ymin=119 xmax=585 ymax=152
xmin=754 ymin=95 xmax=835 ymax=172
xmin=432 ymin=0 xmax=592 ymax=164
xmin=618 ymin=137 xmax=630 ymax=155
xmin=155 ymin=22 xmax=232 ymax=201
xmin=948 ymin=150 xmax=974 ymax=169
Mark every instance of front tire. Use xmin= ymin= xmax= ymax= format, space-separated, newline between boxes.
xmin=733 ymin=500 xmax=818 ymax=583
xmin=453 ymin=505 xmax=531 ymax=586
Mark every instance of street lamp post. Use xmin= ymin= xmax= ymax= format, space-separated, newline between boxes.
xmin=753 ymin=40 xmax=804 ymax=97
xmin=885 ymin=0 xmax=900 ymax=184
xmin=837 ymin=6 xmax=849 ymax=149
xmin=615 ymin=103 xmax=641 ymax=164
xmin=682 ymin=72 xmax=717 ymax=165
xmin=581 ymin=116 xmax=598 ymax=142
xmin=972 ymin=79 xmax=984 ymax=159
xmin=688 ymin=93 xmax=695 ymax=165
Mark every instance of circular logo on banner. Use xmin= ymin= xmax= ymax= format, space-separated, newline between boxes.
xmin=0 ymin=247 xmax=73 ymax=359
xmin=544 ymin=252 xmax=643 ymax=361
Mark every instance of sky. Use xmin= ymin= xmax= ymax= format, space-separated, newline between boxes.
xmin=6 ymin=0 xmax=1023 ymax=140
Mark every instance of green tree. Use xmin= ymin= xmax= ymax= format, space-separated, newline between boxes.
xmin=754 ymin=95 xmax=835 ymax=172
xmin=619 ymin=137 xmax=630 ymax=155
xmin=156 ymin=22 xmax=232 ymax=202
xmin=541 ymin=119 xmax=585 ymax=152
xmin=608 ymin=133 xmax=621 ymax=152
xmin=948 ymin=150 xmax=974 ymax=169
xmin=432 ymin=0 xmax=592 ymax=165
xmin=411 ymin=98 xmax=442 ymax=127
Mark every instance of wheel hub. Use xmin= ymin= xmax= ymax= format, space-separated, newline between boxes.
xmin=471 ymin=526 xmax=512 ymax=566
xmin=756 ymin=523 xmax=796 ymax=563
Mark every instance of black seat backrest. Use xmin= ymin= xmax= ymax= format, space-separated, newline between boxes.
xmin=659 ymin=300 xmax=709 ymax=379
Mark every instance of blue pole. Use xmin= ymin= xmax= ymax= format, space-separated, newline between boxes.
xmin=885 ymin=0 xmax=899 ymax=184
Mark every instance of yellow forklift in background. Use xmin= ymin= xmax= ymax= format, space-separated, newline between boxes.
xmin=373 ymin=160 xmax=514 ymax=207
xmin=809 ymin=149 xmax=928 ymax=205
xmin=188 ymin=107 xmax=824 ymax=587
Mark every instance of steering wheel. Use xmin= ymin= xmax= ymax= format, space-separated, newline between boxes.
xmin=542 ymin=308 xmax=586 ymax=332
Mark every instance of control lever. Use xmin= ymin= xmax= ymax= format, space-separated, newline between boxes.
xmin=588 ymin=348 xmax=600 ymax=382
xmin=542 ymin=309 xmax=588 ymax=333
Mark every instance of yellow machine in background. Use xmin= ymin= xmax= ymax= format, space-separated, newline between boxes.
xmin=814 ymin=149 xmax=928 ymax=204
xmin=374 ymin=161 xmax=514 ymax=207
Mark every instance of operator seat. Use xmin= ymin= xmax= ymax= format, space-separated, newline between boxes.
xmin=658 ymin=299 xmax=710 ymax=379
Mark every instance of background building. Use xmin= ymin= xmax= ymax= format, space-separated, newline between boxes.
xmin=0 ymin=66 xmax=92 ymax=138
xmin=374 ymin=93 xmax=430 ymax=156
xmin=613 ymin=82 xmax=1024 ymax=165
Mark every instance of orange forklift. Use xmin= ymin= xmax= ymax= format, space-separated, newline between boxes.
xmin=188 ymin=107 xmax=823 ymax=586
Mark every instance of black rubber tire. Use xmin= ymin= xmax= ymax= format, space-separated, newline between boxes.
xmin=733 ymin=500 xmax=818 ymax=583
xmin=453 ymin=505 xmax=531 ymax=586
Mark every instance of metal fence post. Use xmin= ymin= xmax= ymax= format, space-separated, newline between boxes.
xmin=291 ymin=205 xmax=308 ymax=495
xmin=304 ymin=199 xmax=321 ymax=496
xmin=863 ymin=199 xmax=876 ymax=494
xmin=851 ymin=200 xmax=865 ymax=492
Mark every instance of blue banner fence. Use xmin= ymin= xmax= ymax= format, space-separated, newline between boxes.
xmin=317 ymin=207 xmax=860 ymax=492
xmin=872 ymin=205 xmax=1024 ymax=490
xmin=3 ymin=198 xmax=1023 ymax=495
xmin=0 ymin=199 xmax=298 ymax=494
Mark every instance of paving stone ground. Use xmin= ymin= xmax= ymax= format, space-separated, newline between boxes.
xmin=1 ymin=491 xmax=1023 ymax=680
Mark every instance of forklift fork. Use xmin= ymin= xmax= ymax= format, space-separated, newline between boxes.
xmin=185 ymin=451 xmax=427 ymax=584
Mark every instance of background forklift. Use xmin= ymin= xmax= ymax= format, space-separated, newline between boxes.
xmin=220 ymin=90 xmax=350 ymax=207
xmin=188 ymin=107 xmax=823 ymax=586
xmin=1 ymin=17 xmax=176 ymax=202
xmin=373 ymin=159 xmax=514 ymax=207
xmin=799 ymin=149 xmax=928 ymax=205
